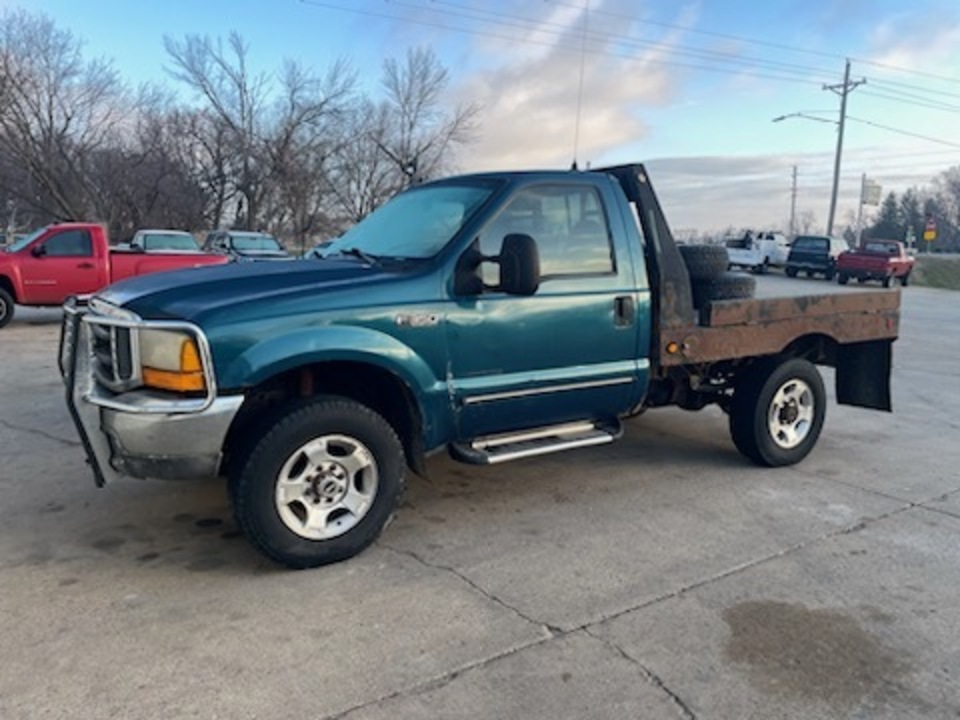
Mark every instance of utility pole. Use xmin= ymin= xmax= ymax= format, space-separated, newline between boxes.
xmin=824 ymin=59 xmax=865 ymax=236
xmin=789 ymin=165 xmax=797 ymax=238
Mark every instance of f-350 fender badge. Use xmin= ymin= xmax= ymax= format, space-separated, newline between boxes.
xmin=395 ymin=313 xmax=441 ymax=328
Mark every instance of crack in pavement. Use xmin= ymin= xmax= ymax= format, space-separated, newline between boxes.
xmin=322 ymin=634 xmax=553 ymax=720
xmin=380 ymin=543 xmax=554 ymax=633
xmin=584 ymin=628 xmax=697 ymax=720
xmin=350 ymin=499 xmax=925 ymax=718
xmin=0 ymin=419 xmax=80 ymax=448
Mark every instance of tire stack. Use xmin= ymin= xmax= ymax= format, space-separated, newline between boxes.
xmin=679 ymin=244 xmax=756 ymax=310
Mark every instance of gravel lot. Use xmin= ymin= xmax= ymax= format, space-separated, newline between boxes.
xmin=1 ymin=279 xmax=958 ymax=719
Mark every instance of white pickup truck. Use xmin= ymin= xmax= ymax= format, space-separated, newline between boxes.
xmin=725 ymin=231 xmax=790 ymax=274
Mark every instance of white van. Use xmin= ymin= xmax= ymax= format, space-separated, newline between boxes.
xmin=725 ymin=231 xmax=791 ymax=274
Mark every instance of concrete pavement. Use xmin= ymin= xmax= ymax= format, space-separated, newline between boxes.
xmin=0 ymin=281 xmax=958 ymax=719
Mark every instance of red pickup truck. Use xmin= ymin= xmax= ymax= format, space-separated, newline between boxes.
xmin=0 ymin=223 xmax=228 ymax=328
xmin=836 ymin=239 xmax=915 ymax=287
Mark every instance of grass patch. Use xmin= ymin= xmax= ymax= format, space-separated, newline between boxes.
xmin=912 ymin=255 xmax=960 ymax=291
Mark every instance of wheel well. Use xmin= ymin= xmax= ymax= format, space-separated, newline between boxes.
xmin=780 ymin=333 xmax=839 ymax=366
xmin=0 ymin=275 xmax=16 ymax=302
xmin=222 ymin=361 xmax=426 ymax=477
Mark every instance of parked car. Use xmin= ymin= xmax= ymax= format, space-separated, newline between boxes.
xmin=123 ymin=229 xmax=203 ymax=253
xmin=202 ymin=230 xmax=291 ymax=261
xmin=784 ymin=235 xmax=848 ymax=280
xmin=725 ymin=230 xmax=791 ymax=274
xmin=837 ymin=239 xmax=915 ymax=287
xmin=0 ymin=223 xmax=229 ymax=328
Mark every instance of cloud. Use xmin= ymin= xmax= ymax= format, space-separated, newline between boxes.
xmin=451 ymin=0 xmax=693 ymax=170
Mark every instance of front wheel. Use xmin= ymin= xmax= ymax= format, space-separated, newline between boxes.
xmin=882 ymin=275 xmax=891 ymax=288
xmin=785 ymin=267 xmax=798 ymax=278
xmin=901 ymin=272 xmax=910 ymax=287
xmin=729 ymin=357 xmax=826 ymax=467
xmin=837 ymin=273 xmax=849 ymax=285
xmin=231 ymin=396 xmax=406 ymax=569
xmin=0 ymin=287 xmax=14 ymax=329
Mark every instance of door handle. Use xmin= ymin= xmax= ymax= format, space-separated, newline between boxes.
xmin=77 ymin=262 xmax=94 ymax=269
xmin=614 ymin=296 xmax=635 ymax=327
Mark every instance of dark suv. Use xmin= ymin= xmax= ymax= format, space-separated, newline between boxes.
xmin=202 ymin=230 xmax=291 ymax=261
xmin=785 ymin=235 xmax=848 ymax=280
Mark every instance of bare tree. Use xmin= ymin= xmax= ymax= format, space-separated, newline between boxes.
xmin=376 ymin=47 xmax=479 ymax=187
xmin=0 ymin=9 xmax=126 ymax=220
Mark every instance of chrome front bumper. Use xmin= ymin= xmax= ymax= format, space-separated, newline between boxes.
xmin=60 ymin=300 xmax=243 ymax=485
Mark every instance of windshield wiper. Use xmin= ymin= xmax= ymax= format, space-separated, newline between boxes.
xmin=336 ymin=247 xmax=378 ymax=264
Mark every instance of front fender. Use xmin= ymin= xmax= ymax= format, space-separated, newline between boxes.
xmin=221 ymin=325 xmax=443 ymax=392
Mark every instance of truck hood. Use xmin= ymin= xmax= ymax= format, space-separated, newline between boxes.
xmin=97 ymin=257 xmax=407 ymax=323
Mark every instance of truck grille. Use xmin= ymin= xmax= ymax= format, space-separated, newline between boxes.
xmin=90 ymin=321 xmax=139 ymax=391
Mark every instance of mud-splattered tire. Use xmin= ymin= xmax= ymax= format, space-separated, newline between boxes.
xmin=729 ymin=357 xmax=826 ymax=467
xmin=0 ymin=287 xmax=14 ymax=328
xmin=231 ymin=396 xmax=405 ymax=569
xmin=679 ymin=245 xmax=729 ymax=281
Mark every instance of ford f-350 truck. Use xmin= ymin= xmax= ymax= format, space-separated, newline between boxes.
xmin=60 ymin=164 xmax=899 ymax=568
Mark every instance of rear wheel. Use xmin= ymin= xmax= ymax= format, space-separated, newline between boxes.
xmin=785 ymin=267 xmax=798 ymax=278
xmin=882 ymin=275 xmax=891 ymax=288
xmin=231 ymin=396 xmax=406 ymax=568
xmin=0 ymin=288 xmax=13 ymax=328
xmin=729 ymin=357 xmax=826 ymax=467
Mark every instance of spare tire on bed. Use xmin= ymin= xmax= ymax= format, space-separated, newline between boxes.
xmin=692 ymin=272 xmax=756 ymax=309
xmin=679 ymin=244 xmax=729 ymax=281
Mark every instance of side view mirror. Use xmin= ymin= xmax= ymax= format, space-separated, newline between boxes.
xmin=31 ymin=244 xmax=46 ymax=258
xmin=498 ymin=233 xmax=540 ymax=296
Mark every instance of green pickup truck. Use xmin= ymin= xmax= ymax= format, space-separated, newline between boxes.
xmin=60 ymin=164 xmax=900 ymax=568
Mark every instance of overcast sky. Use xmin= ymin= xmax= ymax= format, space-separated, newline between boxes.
xmin=10 ymin=0 xmax=960 ymax=235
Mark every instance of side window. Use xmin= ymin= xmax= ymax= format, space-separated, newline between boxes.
xmin=478 ymin=185 xmax=614 ymax=286
xmin=44 ymin=230 xmax=92 ymax=257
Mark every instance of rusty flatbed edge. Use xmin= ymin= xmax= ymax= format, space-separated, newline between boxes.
xmin=660 ymin=289 xmax=900 ymax=366
xmin=701 ymin=289 xmax=900 ymax=327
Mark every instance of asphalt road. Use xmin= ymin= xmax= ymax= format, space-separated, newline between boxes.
xmin=1 ymin=279 xmax=959 ymax=719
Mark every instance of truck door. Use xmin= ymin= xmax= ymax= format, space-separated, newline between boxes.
xmin=19 ymin=229 xmax=104 ymax=304
xmin=446 ymin=182 xmax=648 ymax=440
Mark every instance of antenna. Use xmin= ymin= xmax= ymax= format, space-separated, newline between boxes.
xmin=571 ymin=0 xmax=590 ymax=169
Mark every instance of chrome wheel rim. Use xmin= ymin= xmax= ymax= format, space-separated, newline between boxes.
xmin=768 ymin=379 xmax=815 ymax=450
xmin=274 ymin=434 xmax=379 ymax=540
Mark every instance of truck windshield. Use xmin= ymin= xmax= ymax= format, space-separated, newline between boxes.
xmin=325 ymin=181 xmax=498 ymax=260
xmin=229 ymin=233 xmax=284 ymax=251
xmin=6 ymin=227 xmax=46 ymax=253
xmin=139 ymin=233 xmax=198 ymax=251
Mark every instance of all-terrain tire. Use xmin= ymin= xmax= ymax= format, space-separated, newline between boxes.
xmin=0 ymin=287 xmax=14 ymax=329
xmin=729 ymin=357 xmax=826 ymax=467
xmin=691 ymin=272 xmax=756 ymax=309
xmin=679 ymin=244 xmax=729 ymax=281
xmin=231 ymin=396 xmax=406 ymax=569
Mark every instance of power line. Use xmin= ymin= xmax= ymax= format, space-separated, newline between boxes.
xmin=297 ymin=0 xmax=833 ymax=86
xmin=846 ymin=116 xmax=960 ymax=149
xmin=860 ymin=90 xmax=960 ymax=114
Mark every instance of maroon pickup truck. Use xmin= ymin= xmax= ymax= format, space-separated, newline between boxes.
xmin=0 ymin=223 xmax=229 ymax=328
xmin=836 ymin=239 xmax=915 ymax=287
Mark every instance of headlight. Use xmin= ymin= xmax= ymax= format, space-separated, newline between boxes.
xmin=139 ymin=329 xmax=206 ymax=392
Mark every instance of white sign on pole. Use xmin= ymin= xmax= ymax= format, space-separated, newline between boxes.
xmin=861 ymin=177 xmax=882 ymax=206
